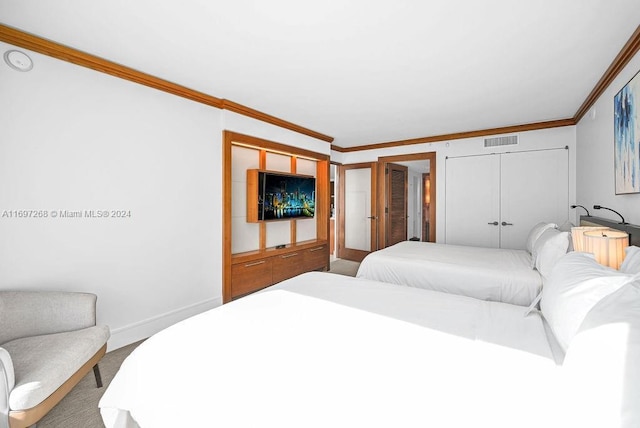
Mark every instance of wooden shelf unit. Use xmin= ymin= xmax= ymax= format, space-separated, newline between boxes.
xmin=223 ymin=131 xmax=330 ymax=303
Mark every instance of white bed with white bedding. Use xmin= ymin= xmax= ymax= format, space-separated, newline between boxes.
xmin=100 ymin=251 xmax=640 ymax=427
xmin=356 ymin=240 xmax=541 ymax=306
xmin=356 ymin=223 xmax=573 ymax=306
xmin=100 ymin=271 xmax=569 ymax=428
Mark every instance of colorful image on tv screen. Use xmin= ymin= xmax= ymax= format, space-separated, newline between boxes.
xmin=260 ymin=173 xmax=315 ymax=220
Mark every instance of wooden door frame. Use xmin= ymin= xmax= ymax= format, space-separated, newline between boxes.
xmin=337 ymin=162 xmax=378 ymax=262
xmin=377 ymin=152 xmax=436 ymax=248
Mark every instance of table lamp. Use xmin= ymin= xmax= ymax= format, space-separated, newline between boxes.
xmin=583 ymin=229 xmax=629 ymax=269
xmin=571 ymin=226 xmax=609 ymax=252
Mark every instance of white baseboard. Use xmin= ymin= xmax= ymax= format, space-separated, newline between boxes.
xmin=106 ymin=297 xmax=222 ymax=351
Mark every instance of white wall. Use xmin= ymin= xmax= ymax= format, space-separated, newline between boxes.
xmin=339 ymin=126 xmax=577 ymax=242
xmin=0 ymin=42 xmax=329 ymax=350
xmin=576 ymin=50 xmax=640 ymax=226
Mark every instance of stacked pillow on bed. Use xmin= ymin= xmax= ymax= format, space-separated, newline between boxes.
xmin=540 ymin=247 xmax=640 ymax=428
xmin=525 ymin=222 xmax=571 ymax=278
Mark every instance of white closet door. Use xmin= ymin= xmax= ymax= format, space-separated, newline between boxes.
xmin=445 ymin=155 xmax=501 ymax=247
xmin=500 ymin=149 xmax=569 ymax=249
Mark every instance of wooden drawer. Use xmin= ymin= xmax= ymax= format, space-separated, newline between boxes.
xmin=304 ymin=244 xmax=328 ymax=271
xmin=231 ymin=258 xmax=273 ymax=298
xmin=272 ymin=251 xmax=306 ymax=283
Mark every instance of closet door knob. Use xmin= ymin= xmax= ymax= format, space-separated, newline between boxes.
xmin=501 ymin=221 xmax=513 ymax=226
xmin=487 ymin=221 xmax=499 ymax=226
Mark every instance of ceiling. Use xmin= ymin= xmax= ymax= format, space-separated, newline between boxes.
xmin=1 ymin=1 xmax=639 ymax=148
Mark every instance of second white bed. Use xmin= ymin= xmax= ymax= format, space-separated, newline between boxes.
xmin=356 ymin=240 xmax=541 ymax=306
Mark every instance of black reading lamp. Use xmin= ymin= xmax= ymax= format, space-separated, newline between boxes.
xmin=570 ymin=204 xmax=591 ymax=217
xmin=593 ymin=205 xmax=627 ymax=224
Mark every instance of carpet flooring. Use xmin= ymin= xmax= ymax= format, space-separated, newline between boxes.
xmin=328 ymin=259 xmax=360 ymax=277
xmin=38 ymin=340 xmax=143 ymax=428
xmin=37 ymin=259 xmax=359 ymax=427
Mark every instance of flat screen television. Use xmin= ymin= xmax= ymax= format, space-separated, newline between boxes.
xmin=247 ymin=170 xmax=316 ymax=222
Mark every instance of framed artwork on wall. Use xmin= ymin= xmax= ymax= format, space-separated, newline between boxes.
xmin=614 ymin=68 xmax=640 ymax=194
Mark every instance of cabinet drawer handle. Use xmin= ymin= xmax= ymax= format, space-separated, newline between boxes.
xmin=309 ymin=246 xmax=325 ymax=252
xmin=280 ymin=252 xmax=299 ymax=259
xmin=244 ymin=260 xmax=266 ymax=267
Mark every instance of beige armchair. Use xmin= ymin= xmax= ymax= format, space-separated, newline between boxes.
xmin=0 ymin=291 xmax=110 ymax=428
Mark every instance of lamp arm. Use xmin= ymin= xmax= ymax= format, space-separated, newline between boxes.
xmin=570 ymin=204 xmax=591 ymax=217
xmin=593 ymin=205 xmax=626 ymax=224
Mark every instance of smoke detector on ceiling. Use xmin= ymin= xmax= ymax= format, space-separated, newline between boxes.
xmin=4 ymin=50 xmax=33 ymax=72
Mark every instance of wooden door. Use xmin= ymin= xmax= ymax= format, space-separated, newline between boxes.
xmin=338 ymin=163 xmax=378 ymax=262
xmin=386 ymin=163 xmax=408 ymax=246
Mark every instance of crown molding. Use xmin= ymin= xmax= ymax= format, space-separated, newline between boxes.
xmin=333 ymin=24 xmax=640 ymax=153
xmin=0 ymin=24 xmax=224 ymax=108
xmin=0 ymin=24 xmax=334 ymax=144
xmin=574 ymin=24 xmax=640 ymax=122
xmin=3 ymin=22 xmax=639 ymax=152
xmin=220 ymin=100 xmax=333 ymax=142
xmin=331 ymin=118 xmax=575 ymax=153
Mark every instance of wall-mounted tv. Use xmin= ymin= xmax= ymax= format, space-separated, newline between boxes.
xmin=247 ymin=169 xmax=316 ymax=222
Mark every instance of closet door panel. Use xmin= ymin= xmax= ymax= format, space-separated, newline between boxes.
xmin=445 ymin=155 xmax=501 ymax=247
xmin=500 ymin=149 xmax=569 ymax=249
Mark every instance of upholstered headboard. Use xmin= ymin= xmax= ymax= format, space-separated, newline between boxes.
xmin=579 ymin=215 xmax=640 ymax=247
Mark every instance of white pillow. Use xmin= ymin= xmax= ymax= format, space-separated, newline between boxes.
xmin=525 ymin=222 xmax=557 ymax=254
xmin=540 ymin=251 xmax=633 ymax=351
xmin=561 ymin=279 xmax=640 ymax=428
xmin=532 ymin=228 xmax=570 ymax=277
xmin=620 ymin=246 xmax=640 ymax=274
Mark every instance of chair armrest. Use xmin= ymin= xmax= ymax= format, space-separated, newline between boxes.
xmin=0 ymin=347 xmax=14 ymax=428
xmin=0 ymin=291 xmax=97 ymax=345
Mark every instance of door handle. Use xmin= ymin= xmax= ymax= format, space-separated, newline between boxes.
xmin=487 ymin=221 xmax=499 ymax=226
xmin=280 ymin=253 xmax=299 ymax=259
xmin=367 ymin=216 xmax=377 ymax=220
xmin=501 ymin=221 xmax=513 ymax=226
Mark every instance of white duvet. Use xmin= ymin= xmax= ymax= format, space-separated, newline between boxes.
xmin=100 ymin=272 xmax=565 ymax=428
xmin=357 ymin=241 xmax=541 ymax=306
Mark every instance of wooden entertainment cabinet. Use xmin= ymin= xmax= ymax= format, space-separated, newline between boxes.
xmin=230 ymin=241 xmax=329 ymax=299
xmin=223 ymin=131 xmax=330 ymax=302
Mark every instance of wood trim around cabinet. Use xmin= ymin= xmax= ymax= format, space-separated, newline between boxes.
xmin=331 ymin=119 xmax=575 ymax=153
xmin=223 ymin=130 xmax=330 ymax=303
xmin=0 ymin=24 xmax=334 ymax=144
xmin=222 ymin=132 xmax=234 ymax=304
xmin=574 ymin=24 xmax=640 ymax=122
xmin=227 ymin=131 xmax=329 ymax=162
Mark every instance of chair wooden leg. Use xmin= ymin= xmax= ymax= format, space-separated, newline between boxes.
xmin=93 ymin=364 xmax=103 ymax=388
